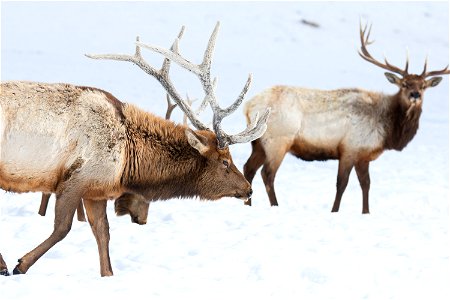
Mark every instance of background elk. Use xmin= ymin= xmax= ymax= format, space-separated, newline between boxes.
xmin=0 ymin=22 xmax=269 ymax=277
xmin=243 ymin=23 xmax=449 ymax=213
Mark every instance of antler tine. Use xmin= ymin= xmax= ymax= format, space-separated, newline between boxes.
xmin=422 ymin=64 xmax=450 ymax=78
xmin=420 ymin=55 xmax=428 ymax=77
xmin=165 ymin=94 xmax=177 ymax=120
xmin=200 ymin=22 xmax=220 ymax=75
xmin=182 ymin=94 xmax=200 ymax=126
xmin=161 ymin=26 xmax=185 ymax=77
xmin=137 ymin=38 xmax=202 ymax=75
xmin=405 ymin=47 xmax=410 ymax=74
xmin=222 ymin=74 xmax=252 ymax=117
xmin=227 ymin=109 xmax=271 ymax=145
xmin=358 ymin=21 xmax=407 ymax=76
xmin=86 ymin=37 xmax=158 ymax=78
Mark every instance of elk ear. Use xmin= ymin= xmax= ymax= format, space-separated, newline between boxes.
xmin=426 ymin=76 xmax=443 ymax=88
xmin=185 ymin=129 xmax=210 ymax=155
xmin=384 ymin=72 xmax=402 ymax=86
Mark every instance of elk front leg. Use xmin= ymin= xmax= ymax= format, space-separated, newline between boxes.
xmin=13 ymin=186 xmax=81 ymax=275
xmin=243 ymin=139 xmax=266 ymax=206
xmin=0 ymin=253 xmax=9 ymax=276
xmin=355 ymin=160 xmax=371 ymax=214
xmin=83 ymin=199 xmax=113 ymax=277
xmin=331 ymin=158 xmax=354 ymax=212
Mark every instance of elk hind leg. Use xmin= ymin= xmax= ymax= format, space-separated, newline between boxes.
xmin=355 ymin=160 xmax=370 ymax=214
xmin=0 ymin=253 xmax=9 ymax=276
xmin=243 ymin=139 xmax=266 ymax=206
xmin=13 ymin=186 xmax=82 ymax=274
xmin=83 ymin=199 xmax=113 ymax=276
xmin=331 ymin=158 xmax=354 ymax=212
xmin=261 ymin=150 xmax=287 ymax=206
xmin=38 ymin=193 xmax=51 ymax=216
xmin=76 ymin=199 xmax=87 ymax=222
xmin=244 ymin=139 xmax=266 ymax=184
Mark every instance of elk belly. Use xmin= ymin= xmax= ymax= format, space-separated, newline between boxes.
xmin=0 ymin=130 xmax=68 ymax=193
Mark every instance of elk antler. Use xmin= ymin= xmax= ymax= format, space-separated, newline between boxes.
xmin=165 ymin=94 xmax=177 ymax=120
xmin=165 ymin=93 xmax=203 ymax=126
xmin=358 ymin=22 xmax=409 ymax=77
xmin=420 ymin=57 xmax=450 ymax=78
xmin=87 ymin=22 xmax=269 ymax=149
xmin=135 ymin=22 xmax=270 ymax=148
xmin=183 ymin=94 xmax=202 ymax=126
xmin=86 ymin=27 xmax=209 ymax=131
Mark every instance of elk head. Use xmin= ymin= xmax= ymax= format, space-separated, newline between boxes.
xmin=86 ymin=22 xmax=269 ymax=202
xmin=359 ymin=22 xmax=449 ymax=108
xmin=114 ymin=193 xmax=149 ymax=225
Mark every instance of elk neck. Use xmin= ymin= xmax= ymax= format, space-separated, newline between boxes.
xmin=383 ymin=91 xmax=422 ymax=151
xmin=120 ymin=104 xmax=207 ymax=200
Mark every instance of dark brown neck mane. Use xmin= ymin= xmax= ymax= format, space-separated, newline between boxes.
xmin=384 ymin=92 xmax=422 ymax=151
xmin=120 ymin=104 xmax=206 ymax=200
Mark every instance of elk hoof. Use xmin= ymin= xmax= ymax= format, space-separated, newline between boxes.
xmin=12 ymin=266 xmax=23 ymax=275
xmin=0 ymin=269 xmax=10 ymax=276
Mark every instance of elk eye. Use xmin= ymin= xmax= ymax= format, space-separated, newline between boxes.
xmin=222 ymin=160 xmax=229 ymax=168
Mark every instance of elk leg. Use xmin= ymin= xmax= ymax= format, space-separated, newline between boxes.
xmin=13 ymin=186 xmax=81 ymax=275
xmin=76 ymin=199 xmax=87 ymax=222
xmin=261 ymin=153 xmax=286 ymax=206
xmin=331 ymin=159 xmax=354 ymax=212
xmin=83 ymin=199 xmax=113 ymax=277
xmin=355 ymin=160 xmax=370 ymax=214
xmin=244 ymin=139 xmax=266 ymax=183
xmin=0 ymin=253 xmax=9 ymax=276
xmin=38 ymin=193 xmax=51 ymax=216
xmin=243 ymin=139 xmax=266 ymax=206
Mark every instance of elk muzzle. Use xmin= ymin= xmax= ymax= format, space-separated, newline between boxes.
xmin=409 ymin=91 xmax=421 ymax=103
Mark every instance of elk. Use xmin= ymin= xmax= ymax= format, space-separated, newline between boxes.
xmin=243 ymin=23 xmax=449 ymax=213
xmin=0 ymin=22 xmax=269 ymax=277
xmin=36 ymin=95 xmax=189 ymax=225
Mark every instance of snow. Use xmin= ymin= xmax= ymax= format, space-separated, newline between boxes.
xmin=0 ymin=1 xmax=449 ymax=299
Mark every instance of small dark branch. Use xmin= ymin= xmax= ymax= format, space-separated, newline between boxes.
xmin=300 ymin=19 xmax=320 ymax=28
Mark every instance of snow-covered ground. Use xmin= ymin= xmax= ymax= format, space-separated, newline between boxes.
xmin=1 ymin=1 xmax=449 ymax=299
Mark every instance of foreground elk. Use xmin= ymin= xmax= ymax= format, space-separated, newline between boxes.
xmin=0 ymin=22 xmax=269 ymax=276
xmin=244 ymin=23 xmax=449 ymax=213
xmin=36 ymin=95 xmax=184 ymax=225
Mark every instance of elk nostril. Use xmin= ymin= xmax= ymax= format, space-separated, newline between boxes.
xmin=247 ymin=189 xmax=253 ymax=198
xmin=410 ymin=92 xmax=420 ymax=99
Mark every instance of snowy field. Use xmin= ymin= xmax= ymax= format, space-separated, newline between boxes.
xmin=1 ymin=1 xmax=449 ymax=299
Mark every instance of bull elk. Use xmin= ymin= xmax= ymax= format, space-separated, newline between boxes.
xmin=243 ymin=23 xmax=449 ymax=213
xmin=36 ymin=95 xmax=188 ymax=225
xmin=0 ymin=22 xmax=269 ymax=276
